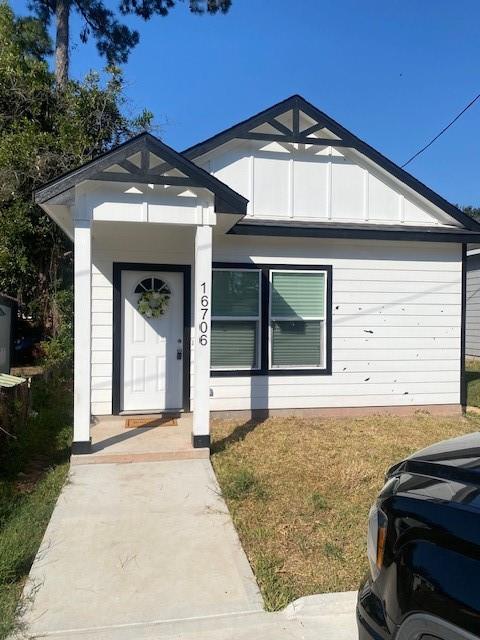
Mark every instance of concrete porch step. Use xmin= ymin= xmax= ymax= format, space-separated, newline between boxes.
xmin=76 ymin=413 xmax=206 ymax=465
xmin=71 ymin=448 xmax=209 ymax=465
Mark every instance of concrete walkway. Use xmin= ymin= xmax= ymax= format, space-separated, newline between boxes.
xmin=18 ymin=459 xmax=263 ymax=638
xmin=17 ymin=458 xmax=357 ymax=639
xmin=19 ymin=592 xmax=357 ymax=639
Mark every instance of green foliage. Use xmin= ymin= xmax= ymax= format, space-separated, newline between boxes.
xmin=137 ymin=290 xmax=170 ymax=318
xmin=0 ymin=373 xmax=72 ymax=640
xmin=221 ymin=467 xmax=266 ymax=500
xmin=0 ymin=371 xmax=72 ymax=637
xmin=0 ymin=4 xmax=152 ymax=336
xmin=310 ymin=491 xmax=328 ymax=512
xmin=252 ymin=552 xmax=296 ymax=611
xmin=28 ymin=0 xmax=231 ymax=68
xmin=323 ymin=542 xmax=344 ymax=561
xmin=0 ymin=464 xmax=69 ymax=640
xmin=0 ymin=373 xmax=72 ymax=477
xmin=41 ymin=289 xmax=73 ymax=370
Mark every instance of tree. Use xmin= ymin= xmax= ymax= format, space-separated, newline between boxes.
xmin=27 ymin=0 xmax=232 ymax=87
xmin=0 ymin=3 xmax=152 ymax=337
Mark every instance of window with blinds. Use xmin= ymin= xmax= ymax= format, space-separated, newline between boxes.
xmin=270 ymin=271 xmax=326 ymax=368
xmin=211 ymin=269 xmax=261 ymax=370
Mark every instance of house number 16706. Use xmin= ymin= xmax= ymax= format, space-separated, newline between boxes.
xmin=199 ymin=282 xmax=209 ymax=346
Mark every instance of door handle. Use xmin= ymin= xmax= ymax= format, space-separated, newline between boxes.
xmin=177 ymin=349 xmax=183 ymax=361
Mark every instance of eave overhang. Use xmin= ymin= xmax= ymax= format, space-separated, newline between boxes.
xmin=229 ymin=219 xmax=480 ymax=243
xmin=34 ymin=132 xmax=248 ymax=216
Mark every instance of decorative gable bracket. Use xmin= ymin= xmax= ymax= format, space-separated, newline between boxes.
xmin=35 ymin=133 xmax=248 ymax=216
xmin=237 ymin=99 xmax=350 ymax=147
xmin=183 ymin=95 xmax=480 ymax=232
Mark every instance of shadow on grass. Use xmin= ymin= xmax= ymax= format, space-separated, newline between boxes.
xmin=211 ymin=409 xmax=269 ymax=455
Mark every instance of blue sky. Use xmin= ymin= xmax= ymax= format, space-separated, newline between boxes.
xmin=12 ymin=0 xmax=480 ymax=206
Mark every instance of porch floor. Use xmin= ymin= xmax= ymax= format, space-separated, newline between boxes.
xmin=72 ymin=413 xmax=209 ymax=465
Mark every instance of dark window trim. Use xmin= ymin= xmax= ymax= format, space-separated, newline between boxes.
xmin=211 ymin=262 xmax=333 ymax=377
xmin=211 ymin=267 xmax=263 ymax=372
xmin=112 ymin=262 xmax=191 ymax=415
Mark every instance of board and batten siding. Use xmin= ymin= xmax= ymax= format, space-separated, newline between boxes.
xmin=199 ymin=143 xmax=459 ymax=228
xmin=209 ymin=235 xmax=462 ymax=411
xmin=466 ymin=253 xmax=480 ymax=357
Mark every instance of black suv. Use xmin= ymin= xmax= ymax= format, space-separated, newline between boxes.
xmin=357 ymin=432 xmax=480 ymax=640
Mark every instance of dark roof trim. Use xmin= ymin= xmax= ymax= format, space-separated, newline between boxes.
xmin=34 ymin=132 xmax=248 ymax=216
xmin=229 ymin=220 xmax=480 ymax=244
xmin=183 ymin=95 xmax=480 ymax=232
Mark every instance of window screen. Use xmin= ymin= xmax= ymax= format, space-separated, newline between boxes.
xmin=270 ymin=271 xmax=326 ymax=368
xmin=211 ymin=270 xmax=261 ymax=369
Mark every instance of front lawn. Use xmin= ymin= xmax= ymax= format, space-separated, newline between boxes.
xmin=211 ymin=412 xmax=479 ymax=611
xmin=0 ymin=374 xmax=72 ymax=640
xmin=466 ymin=358 xmax=480 ymax=407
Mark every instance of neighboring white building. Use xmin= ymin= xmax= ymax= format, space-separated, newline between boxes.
xmin=35 ymin=95 xmax=480 ymax=453
xmin=466 ymin=248 xmax=480 ymax=357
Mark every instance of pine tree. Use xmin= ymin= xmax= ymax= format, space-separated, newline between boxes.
xmin=0 ymin=4 xmax=152 ymax=335
xmin=27 ymin=0 xmax=232 ymax=86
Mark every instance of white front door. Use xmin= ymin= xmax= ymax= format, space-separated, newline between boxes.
xmin=121 ymin=270 xmax=184 ymax=412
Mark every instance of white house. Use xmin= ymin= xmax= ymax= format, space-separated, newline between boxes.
xmin=35 ymin=95 xmax=480 ymax=453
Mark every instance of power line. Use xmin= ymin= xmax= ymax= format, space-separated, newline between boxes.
xmin=402 ymin=92 xmax=480 ymax=168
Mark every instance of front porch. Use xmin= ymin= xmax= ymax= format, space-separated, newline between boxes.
xmin=71 ymin=413 xmax=209 ymax=465
xmin=34 ymin=133 xmax=248 ymax=455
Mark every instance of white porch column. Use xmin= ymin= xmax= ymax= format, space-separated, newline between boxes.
xmin=73 ymin=211 xmax=92 ymax=453
xmin=193 ymin=223 xmax=213 ymax=448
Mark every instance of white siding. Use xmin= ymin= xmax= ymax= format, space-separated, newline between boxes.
xmin=90 ymin=223 xmax=462 ymax=415
xmin=209 ymin=236 xmax=461 ymax=411
xmin=204 ymin=142 xmax=461 ymax=228
xmin=90 ymin=222 xmax=196 ymax=415
xmin=466 ymin=254 xmax=480 ymax=357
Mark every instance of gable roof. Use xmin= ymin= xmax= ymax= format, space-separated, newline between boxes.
xmin=34 ymin=132 xmax=248 ymax=215
xmin=183 ymin=94 xmax=480 ymax=231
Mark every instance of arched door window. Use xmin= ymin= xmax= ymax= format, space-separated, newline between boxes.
xmin=134 ymin=277 xmax=171 ymax=296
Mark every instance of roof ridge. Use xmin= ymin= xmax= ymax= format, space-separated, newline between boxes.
xmin=182 ymin=95 xmax=480 ymax=232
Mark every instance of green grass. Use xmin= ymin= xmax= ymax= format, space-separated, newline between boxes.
xmin=221 ymin=467 xmax=267 ymax=501
xmin=211 ymin=412 xmax=479 ymax=610
xmin=466 ymin=358 xmax=480 ymax=407
xmin=0 ymin=373 xmax=72 ymax=639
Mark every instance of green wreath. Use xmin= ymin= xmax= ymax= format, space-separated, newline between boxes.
xmin=137 ymin=290 xmax=170 ymax=318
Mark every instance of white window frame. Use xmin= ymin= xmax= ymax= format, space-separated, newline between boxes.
xmin=211 ymin=268 xmax=262 ymax=371
xmin=268 ymin=268 xmax=328 ymax=370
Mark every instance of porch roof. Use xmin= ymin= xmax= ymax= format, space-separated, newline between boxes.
xmin=34 ymin=132 xmax=249 ymax=216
